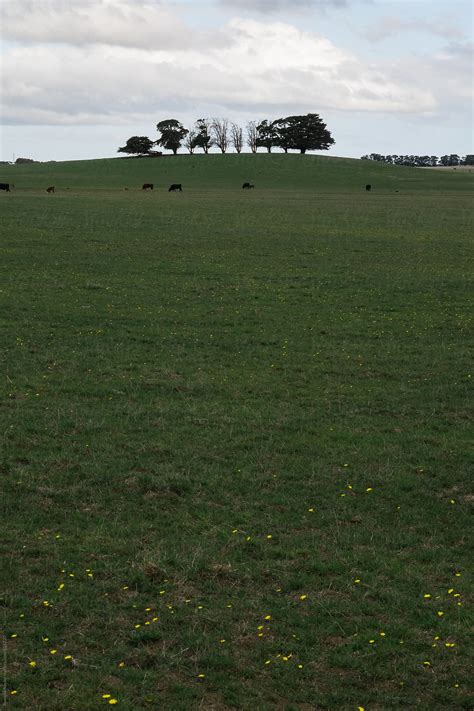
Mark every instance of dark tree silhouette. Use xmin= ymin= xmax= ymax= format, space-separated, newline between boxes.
xmin=194 ymin=118 xmax=213 ymax=154
xmin=156 ymin=120 xmax=188 ymax=155
xmin=275 ymin=114 xmax=335 ymax=154
xmin=256 ymin=120 xmax=278 ymax=153
xmin=118 ymin=136 xmax=154 ymax=155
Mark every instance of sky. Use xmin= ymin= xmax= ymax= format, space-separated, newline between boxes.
xmin=0 ymin=0 xmax=472 ymax=162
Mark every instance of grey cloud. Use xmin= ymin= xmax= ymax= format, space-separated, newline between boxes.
xmin=218 ymin=0 xmax=347 ymax=12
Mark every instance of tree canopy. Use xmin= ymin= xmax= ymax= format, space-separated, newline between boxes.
xmin=274 ymin=114 xmax=335 ymax=154
xmin=156 ymin=119 xmax=188 ymax=155
xmin=117 ymin=136 xmax=154 ymax=156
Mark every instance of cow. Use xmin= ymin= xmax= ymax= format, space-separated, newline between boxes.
xmin=142 ymin=183 xmax=153 ymax=190
xmin=365 ymin=184 xmax=372 ymax=191
xmin=242 ymin=182 xmax=254 ymax=189
xmin=168 ymin=183 xmax=182 ymax=192
xmin=0 ymin=183 xmax=11 ymax=192
xmin=46 ymin=186 xmax=55 ymax=193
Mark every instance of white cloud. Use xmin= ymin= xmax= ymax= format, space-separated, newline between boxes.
xmin=1 ymin=14 xmax=445 ymax=129
xmin=0 ymin=0 xmax=228 ymax=50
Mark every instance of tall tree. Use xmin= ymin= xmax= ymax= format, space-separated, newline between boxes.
xmin=156 ymin=119 xmax=188 ymax=155
xmin=211 ymin=118 xmax=229 ymax=154
xmin=184 ymin=129 xmax=198 ymax=155
xmin=274 ymin=114 xmax=335 ymax=154
xmin=194 ymin=118 xmax=213 ymax=154
xmin=256 ymin=120 xmax=278 ymax=153
xmin=246 ymin=121 xmax=258 ymax=154
xmin=230 ymin=123 xmax=244 ymax=153
xmin=118 ymin=136 xmax=154 ymax=155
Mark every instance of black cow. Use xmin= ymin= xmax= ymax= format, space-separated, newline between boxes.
xmin=365 ymin=184 xmax=372 ymax=191
xmin=142 ymin=183 xmax=153 ymax=190
xmin=168 ymin=183 xmax=182 ymax=192
xmin=0 ymin=183 xmax=11 ymax=192
xmin=46 ymin=186 xmax=55 ymax=193
xmin=242 ymin=182 xmax=254 ymax=189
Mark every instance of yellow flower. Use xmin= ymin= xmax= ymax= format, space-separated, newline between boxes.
xmin=28 ymin=661 xmax=37 ymax=667
xmin=197 ymin=673 xmax=205 ymax=679
xmin=354 ymin=579 xmax=361 ymax=584
xmin=299 ymin=595 xmax=307 ymax=601
xmin=64 ymin=655 xmax=73 ymax=660
xmin=366 ymin=487 xmax=373 ymax=492
xmin=50 ymin=649 xmax=57 ymax=655
xmin=108 ymin=701 xmax=118 ymax=706
xmin=10 ymin=691 xmax=18 ymax=696
xmin=437 ymin=611 xmax=444 ymax=617
xmin=423 ymin=594 xmax=431 ymax=599
xmin=264 ymin=615 xmax=272 ymax=620
xmin=118 ymin=662 xmax=125 ymax=667
xmin=102 ymin=694 xmax=111 ymax=699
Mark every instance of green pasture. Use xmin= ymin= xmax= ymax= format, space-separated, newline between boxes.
xmin=1 ymin=155 xmax=472 ymax=710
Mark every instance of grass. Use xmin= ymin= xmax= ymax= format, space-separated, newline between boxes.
xmin=1 ymin=155 xmax=473 ymax=709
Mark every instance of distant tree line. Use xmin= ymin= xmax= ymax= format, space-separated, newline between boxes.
xmin=361 ymin=153 xmax=474 ymax=167
xmin=118 ymin=114 xmax=335 ymax=157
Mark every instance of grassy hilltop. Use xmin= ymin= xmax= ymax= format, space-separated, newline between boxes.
xmin=1 ymin=155 xmax=472 ymax=710
xmin=4 ymin=152 xmax=474 ymax=192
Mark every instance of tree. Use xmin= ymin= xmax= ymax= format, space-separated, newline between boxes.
xmin=246 ymin=121 xmax=258 ymax=154
xmin=211 ymin=118 xmax=229 ymax=154
xmin=194 ymin=118 xmax=213 ymax=154
xmin=156 ymin=119 xmax=188 ymax=155
xmin=462 ymin=154 xmax=474 ymax=165
xmin=118 ymin=136 xmax=154 ymax=156
xmin=184 ymin=129 xmax=198 ymax=155
xmin=230 ymin=123 xmax=244 ymax=154
xmin=274 ymin=114 xmax=335 ymax=154
xmin=255 ymin=120 xmax=278 ymax=153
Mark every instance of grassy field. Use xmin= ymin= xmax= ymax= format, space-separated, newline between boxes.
xmin=1 ymin=155 xmax=473 ymax=710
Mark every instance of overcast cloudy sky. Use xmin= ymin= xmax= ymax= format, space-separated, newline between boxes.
xmin=0 ymin=0 xmax=472 ymax=161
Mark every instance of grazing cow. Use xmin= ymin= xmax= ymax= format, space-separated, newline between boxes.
xmin=168 ymin=183 xmax=182 ymax=192
xmin=142 ymin=183 xmax=153 ymax=190
xmin=242 ymin=182 xmax=254 ymax=189
xmin=46 ymin=186 xmax=55 ymax=193
xmin=0 ymin=183 xmax=11 ymax=192
xmin=365 ymin=184 xmax=372 ymax=191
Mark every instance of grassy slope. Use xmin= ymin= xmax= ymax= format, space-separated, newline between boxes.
xmin=3 ymin=152 xmax=473 ymax=191
xmin=1 ymin=155 xmax=472 ymax=710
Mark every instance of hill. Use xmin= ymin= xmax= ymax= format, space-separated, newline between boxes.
xmin=3 ymin=152 xmax=473 ymax=192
